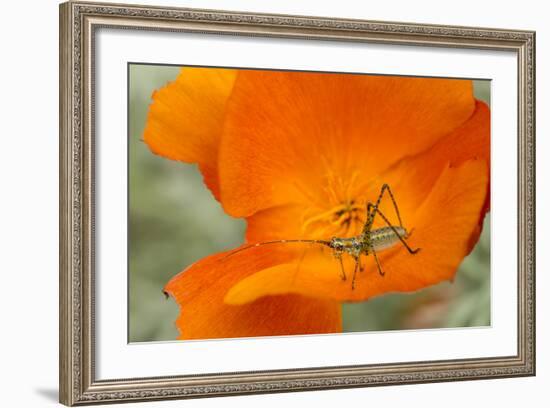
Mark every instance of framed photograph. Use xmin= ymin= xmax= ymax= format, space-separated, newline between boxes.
xmin=59 ymin=1 xmax=535 ymax=405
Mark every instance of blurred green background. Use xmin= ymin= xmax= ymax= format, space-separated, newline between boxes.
xmin=128 ymin=64 xmax=491 ymax=342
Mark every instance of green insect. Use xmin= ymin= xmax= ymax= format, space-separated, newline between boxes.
xmin=226 ymin=184 xmax=421 ymax=289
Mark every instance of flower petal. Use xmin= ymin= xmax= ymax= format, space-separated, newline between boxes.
xmin=225 ymin=159 xmax=488 ymax=303
xmin=219 ymin=71 xmax=476 ymax=217
xmin=362 ymin=100 xmax=489 ymax=228
xmin=244 ymin=100 xmax=489 ymax=244
xmin=245 ymin=203 xmax=327 ymax=242
xmin=429 ymin=100 xmax=491 ymax=221
xmin=164 ymin=246 xmax=341 ymax=339
xmin=431 ymin=100 xmax=490 ymax=166
xmin=143 ymin=67 xmax=237 ymax=198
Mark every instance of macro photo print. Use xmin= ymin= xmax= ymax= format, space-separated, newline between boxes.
xmin=129 ymin=65 xmax=491 ymax=342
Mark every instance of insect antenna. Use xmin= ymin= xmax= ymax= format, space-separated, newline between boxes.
xmin=221 ymin=238 xmax=332 ymax=260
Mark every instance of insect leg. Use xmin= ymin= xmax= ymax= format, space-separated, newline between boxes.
xmin=381 ymin=184 xmax=404 ymax=228
xmin=371 ymin=246 xmax=385 ymax=276
xmin=363 ymin=184 xmax=404 ymax=233
xmin=351 ymin=256 xmax=360 ymax=290
xmin=371 ymin=206 xmax=421 ymax=254
xmin=364 ymin=199 xmax=376 ymax=232
xmin=335 ymin=251 xmax=347 ymax=281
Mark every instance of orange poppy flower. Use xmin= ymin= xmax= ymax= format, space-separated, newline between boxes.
xmin=144 ymin=68 xmax=490 ymax=340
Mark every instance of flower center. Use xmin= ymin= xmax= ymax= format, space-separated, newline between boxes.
xmin=302 ymin=172 xmax=366 ymax=238
xmin=301 ymin=200 xmax=365 ymax=238
xmin=294 ymin=166 xmax=370 ymax=238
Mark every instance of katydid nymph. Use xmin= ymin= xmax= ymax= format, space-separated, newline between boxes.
xmin=224 ymin=184 xmax=421 ymax=290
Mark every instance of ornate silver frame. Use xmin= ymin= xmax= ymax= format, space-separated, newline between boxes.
xmin=59 ymin=1 xmax=536 ymax=405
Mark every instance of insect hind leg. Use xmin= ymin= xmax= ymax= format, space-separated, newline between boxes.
xmin=380 ymin=184 xmax=404 ymax=229
xmin=364 ymin=184 xmax=404 ymax=233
